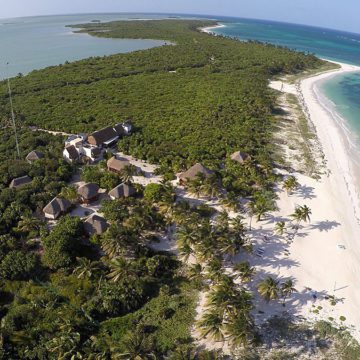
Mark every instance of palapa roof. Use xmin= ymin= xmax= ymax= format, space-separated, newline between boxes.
xmin=65 ymin=145 xmax=79 ymax=160
xmin=107 ymin=156 xmax=130 ymax=172
xmin=26 ymin=150 xmax=44 ymax=162
xmin=43 ymin=197 xmax=71 ymax=216
xmin=9 ymin=175 xmax=32 ymax=188
xmin=109 ymin=183 xmax=136 ymax=198
xmin=179 ymin=163 xmax=214 ymax=181
xmin=89 ymin=126 xmax=118 ymax=145
xmin=84 ymin=214 xmax=108 ymax=235
xmin=77 ymin=183 xmax=99 ymax=200
xmin=230 ymin=151 xmax=251 ymax=164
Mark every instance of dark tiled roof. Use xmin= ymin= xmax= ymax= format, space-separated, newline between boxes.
xmin=114 ymin=123 xmax=125 ymax=136
xmin=109 ymin=183 xmax=136 ymax=198
xmin=107 ymin=156 xmax=130 ymax=172
xmin=77 ymin=183 xmax=99 ymax=200
xmin=26 ymin=150 xmax=44 ymax=162
xmin=84 ymin=214 xmax=108 ymax=235
xmin=9 ymin=175 xmax=32 ymax=188
xmin=88 ymin=126 xmax=118 ymax=146
xmin=43 ymin=197 xmax=71 ymax=216
xmin=65 ymin=145 xmax=79 ymax=160
xmin=179 ymin=163 xmax=213 ymax=181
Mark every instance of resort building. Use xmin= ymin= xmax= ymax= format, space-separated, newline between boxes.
xmin=122 ymin=121 xmax=133 ymax=135
xmin=231 ymin=151 xmax=251 ymax=164
xmin=84 ymin=214 xmax=108 ymax=236
xmin=26 ymin=150 xmax=44 ymax=163
xmin=65 ymin=134 xmax=86 ymax=147
xmin=107 ymin=156 xmax=130 ymax=173
xmin=9 ymin=175 xmax=32 ymax=189
xmin=81 ymin=145 xmax=103 ymax=163
xmin=77 ymin=183 xmax=99 ymax=204
xmin=43 ymin=197 xmax=71 ymax=220
xmin=109 ymin=183 xmax=136 ymax=199
xmin=87 ymin=126 xmax=119 ymax=148
xmin=63 ymin=145 xmax=80 ymax=163
xmin=178 ymin=163 xmax=214 ymax=185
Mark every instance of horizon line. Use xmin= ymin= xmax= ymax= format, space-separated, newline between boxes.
xmin=0 ymin=11 xmax=359 ymax=36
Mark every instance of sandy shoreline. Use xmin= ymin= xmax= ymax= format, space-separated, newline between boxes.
xmin=267 ymin=61 xmax=360 ymax=340
xmin=200 ymin=23 xmax=226 ymax=34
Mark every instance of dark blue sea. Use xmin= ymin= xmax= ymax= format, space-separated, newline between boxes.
xmin=209 ymin=17 xmax=360 ymax=136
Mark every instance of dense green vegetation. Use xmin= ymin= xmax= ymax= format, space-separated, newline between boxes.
xmin=0 ymin=19 xmax=351 ymax=359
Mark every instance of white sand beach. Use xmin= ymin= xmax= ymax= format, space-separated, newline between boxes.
xmin=264 ymin=61 xmax=360 ymax=340
xmin=200 ymin=23 xmax=226 ymax=34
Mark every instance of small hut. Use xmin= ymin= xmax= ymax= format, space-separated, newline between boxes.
xmin=230 ymin=151 xmax=251 ymax=164
xmin=109 ymin=183 xmax=136 ymax=200
xmin=43 ymin=197 xmax=71 ymax=220
xmin=84 ymin=214 xmax=108 ymax=235
xmin=26 ymin=150 xmax=44 ymax=163
xmin=107 ymin=156 xmax=130 ymax=173
xmin=9 ymin=175 xmax=32 ymax=189
xmin=77 ymin=183 xmax=99 ymax=204
xmin=178 ymin=163 xmax=214 ymax=186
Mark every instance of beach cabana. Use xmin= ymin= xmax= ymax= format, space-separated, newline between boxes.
xmin=9 ymin=175 xmax=32 ymax=189
xmin=107 ymin=156 xmax=130 ymax=173
xmin=43 ymin=197 xmax=71 ymax=220
xmin=230 ymin=151 xmax=251 ymax=164
xmin=84 ymin=214 xmax=108 ymax=235
xmin=178 ymin=163 xmax=214 ymax=185
xmin=109 ymin=183 xmax=136 ymax=199
xmin=77 ymin=183 xmax=99 ymax=204
xmin=26 ymin=150 xmax=44 ymax=163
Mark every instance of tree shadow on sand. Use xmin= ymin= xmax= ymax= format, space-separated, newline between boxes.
xmin=295 ymin=185 xmax=316 ymax=200
xmin=309 ymin=220 xmax=341 ymax=232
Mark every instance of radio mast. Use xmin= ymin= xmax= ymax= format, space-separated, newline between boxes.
xmin=6 ymin=62 xmax=20 ymax=158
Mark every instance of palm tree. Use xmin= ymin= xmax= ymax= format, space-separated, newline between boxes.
xmin=275 ymin=221 xmax=286 ymax=236
xmin=187 ymin=263 xmax=203 ymax=282
xmin=221 ymin=191 xmax=240 ymax=211
xmin=120 ymin=164 xmax=138 ymax=184
xmin=257 ymin=277 xmax=280 ymax=302
xmin=73 ymin=257 xmax=102 ymax=279
xmin=107 ymin=257 xmax=136 ymax=282
xmin=60 ymin=185 xmax=79 ymax=203
xmin=225 ymin=313 xmax=254 ymax=348
xmin=233 ymin=261 xmax=255 ymax=283
xmin=17 ymin=215 xmax=44 ymax=234
xmin=246 ymin=201 xmax=256 ymax=230
xmin=201 ymin=174 xmax=220 ymax=198
xmin=281 ymin=279 xmax=297 ymax=306
xmin=300 ymin=205 xmax=312 ymax=223
xmin=186 ymin=176 xmax=203 ymax=198
xmin=197 ymin=310 xmax=224 ymax=342
xmin=282 ymin=176 xmax=299 ymax=195
xmin=290 ymin=205 xmax=312 ymax=224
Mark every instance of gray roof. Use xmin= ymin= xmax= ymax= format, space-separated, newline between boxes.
xmin=109 ymin=183 xmax=136 ymax=198
xmin=43 ymin=197 xmax=71 ymax=216
xmin=26 ymin=150 xmax=44 ymax=162
xmin=10 ymin=175 xmax=32 ymax=189
xmin=107 ymin=156 xmax=130 ymax=172
xmin=231 ymin=151 xmax=251 ymax=164
xmin=84 ymin=214 xmax=108 ymax=235
xmin=179 ymin=163 xmax=214 ymax=181
xmin=77 ymin=183 xmax=99 ymax=200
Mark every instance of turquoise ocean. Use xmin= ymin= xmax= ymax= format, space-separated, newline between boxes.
xmin=210 ymin=17 xmax=360 ymax=144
